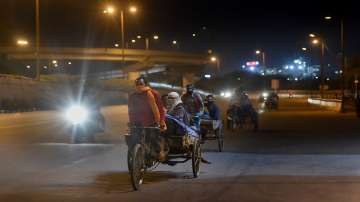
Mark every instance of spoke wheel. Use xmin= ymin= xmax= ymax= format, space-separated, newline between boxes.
xmin=192 ymin=142 xmax=201 ymax=178
xmin=129 ymin=144 xmax=145 ymax=191
xmin=216 ymin=127 xmax=224 ymax=152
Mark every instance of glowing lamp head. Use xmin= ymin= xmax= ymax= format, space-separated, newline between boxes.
xmin=312 ymin=39 xmax=319 ymax=45
xmin=104 ymin=6 xmax=115 ymax=14
xmin=129 ymin=6 xmax=137 ymax=13
xmin=17 ymin=39 xmax=29 ymax=46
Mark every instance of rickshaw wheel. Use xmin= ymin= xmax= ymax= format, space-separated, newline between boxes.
xmin=192 ymin=142 xmax=201 ymax=178
xmin=130 ymin=144 xmax=145 ymax=191
xmin=216 ymin=127 xmax=224 ymax=152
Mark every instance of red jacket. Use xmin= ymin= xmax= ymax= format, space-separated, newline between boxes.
xmin=150 ymin=89 xmax=165 ymax=123
xmin=128 ymin=86 xmax=165 ymax=126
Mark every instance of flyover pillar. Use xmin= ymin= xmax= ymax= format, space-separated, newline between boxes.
xmin=182 ymin=73 xmax=195 ymax=88
xmin=127 ymin=71 xmax=141 ymax=81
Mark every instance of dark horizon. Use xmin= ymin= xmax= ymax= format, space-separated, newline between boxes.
xmin=0 ymin=0 xmax=359 ymax=72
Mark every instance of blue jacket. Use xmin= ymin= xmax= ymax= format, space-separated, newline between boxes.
xmin=206 ymin=103 xmax=220 ymax=120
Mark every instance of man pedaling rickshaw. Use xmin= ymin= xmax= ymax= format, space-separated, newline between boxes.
xmin=228 ymin=88 xmax=258 ymax=130
xmin=128 ymin=76 xmax=168 ymax=162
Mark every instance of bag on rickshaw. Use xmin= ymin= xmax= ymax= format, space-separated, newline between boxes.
xmin=165 ymin=114 xmax=199 ymax=153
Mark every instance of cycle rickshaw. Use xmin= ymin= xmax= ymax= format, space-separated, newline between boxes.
xmin=125 ymin=114 xmax=202 ymax=190
xmin=200 ymin=118 xmax=224 ymax=152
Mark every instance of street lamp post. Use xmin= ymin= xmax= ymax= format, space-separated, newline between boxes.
xmin=340 ymin=18 xmax=346 ymax=112
xmin=145 ymin=37 xmax=150 ymax=50
xmin=211 ymin=56 xmax=220 ymax=72
xmin=35 ymin=0 xmax=40 ymax=80
xmin=120 ymin=10 xmax=125 ymax=68
xmin=139 ymin=35 xmax=158 ymax=50
xmin=255 ymin=50 xmax=266 ymax=70
xmin=310 ymin=35 xmax=326 ymax=99
xmin=320 ymin=40 xmax=325 ymax=99
xmin=324 ymin=16 xmax=346 ymax=112
xmin=104 ymin=5 xmax=136 ymax=69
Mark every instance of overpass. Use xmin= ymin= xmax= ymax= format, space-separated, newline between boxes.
xmin=0 ymin=47 xmax=211 ymax=84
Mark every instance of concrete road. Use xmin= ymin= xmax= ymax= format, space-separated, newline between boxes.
xmin=1 ymin=98 xmax=360 ymax=202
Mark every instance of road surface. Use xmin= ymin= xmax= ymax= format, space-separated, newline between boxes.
xmin=1 ymin=98 xmax=360 ymax=202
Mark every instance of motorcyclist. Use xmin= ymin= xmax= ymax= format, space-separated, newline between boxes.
xmin=230 ymin=88 xmax=252 ymax=110
xmin=268 ymin=90 xmax=279 ymax=103
xmin=81 ymin=87 xmax=105 ymax=132
xmin=181 ymin=84 xmax=204 ymax=129
xmin=229 ymin=88 xmax=258 ymax=130
xmin=264 ymin=90 xmax=279 ymax=110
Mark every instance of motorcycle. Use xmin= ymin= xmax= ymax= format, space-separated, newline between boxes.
xmin=265 ymin=96 xmax=279 ymax=110
xmin=64 ymin=104 xmax=106 ymax=143
xmin=227 ymin=105 xmax=258 ymax=132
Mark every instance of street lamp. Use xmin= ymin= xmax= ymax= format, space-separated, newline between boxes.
xmin=172 ymin=40 xmax=177 ymax=45
xmin=132 ymin=34 xmax=160 ymax=50
xmin=324 ymin=16 xmax=346 ymax=112
xmin=310 ymin=36 xmax=326 ymax=98
xmin=103 ymin=6 xmax=115 ymax=14
xmin=324 ymin=16 xmax=332 ymax=20
xmin=312 ymin=39 xmax=319 ymax=44
xmin=103 ymin=5 xmax=137 ymax=68
xmin=309 ymin=33 xmax=316 ymax=38
xmin=210 ymin=56 xmax=220 ymax=72
xmin=129 ymin=6 xmax=137 ymax=13
xmin=255 ymin=49 xmax=266 ymax=70
xmin=17 ymin=39 xmax=29 ymax=46
xmin=35 ymin=0 xmax=40 ymax=80
xmin=302 ymin=47 xmax=308 ymax=51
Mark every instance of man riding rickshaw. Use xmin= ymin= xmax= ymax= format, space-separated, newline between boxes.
xmin=126 ymin=78 xmax=201 ymax=190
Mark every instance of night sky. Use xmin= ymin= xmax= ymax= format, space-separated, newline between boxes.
xmin=0 ymin=0 xmax=359 ymax=72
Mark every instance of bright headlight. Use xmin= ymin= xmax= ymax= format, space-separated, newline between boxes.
xmin=224 ymin=92 xmax=232 ymax=98
xmin=262 ymin=92 xmax=269 ymax=98
xmin=65 ymin=105 xmax=89 ymax=125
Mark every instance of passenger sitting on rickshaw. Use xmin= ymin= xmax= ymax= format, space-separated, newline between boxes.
xmin=203 ymin=94 xmax=220 ymax=120
xmin=181 ymin=84 xmax=204 ymax=130
xmin=165 ymin=92 xmax=193 ymax=136
xmin=167 ymin=92 xmax=190 ymax=125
